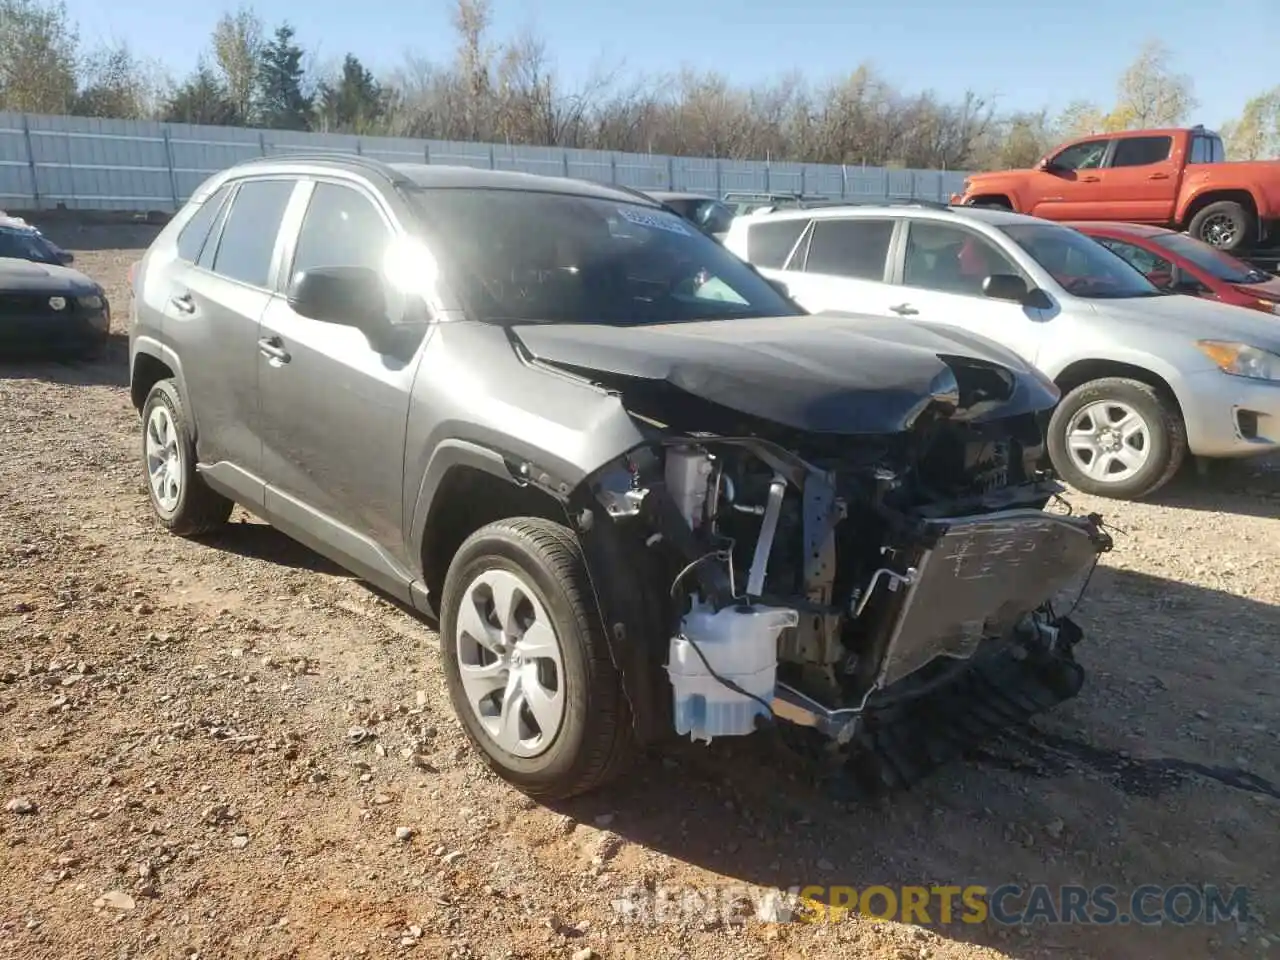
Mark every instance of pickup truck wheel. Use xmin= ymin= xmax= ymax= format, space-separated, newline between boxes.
xmin=1047 ymin=378 xmax=1186 ymax=500
xmin=440 ymin=517 xmax=633 ymax=800
xmin=141 ymin=379 xmax=233 ymax=536
xmin=1189 ymin=201 xmax=1255 ymax=252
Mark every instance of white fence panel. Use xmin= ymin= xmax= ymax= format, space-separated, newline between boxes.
xmin=0 ymin=110 xmax=974 ymax=212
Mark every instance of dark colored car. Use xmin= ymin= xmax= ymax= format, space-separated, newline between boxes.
xmin=0 ymin=217 xmax=76 ymax=267
xmin=128 ymin=155 xmax=1109 ymax=800
xmin=1069 ymin=221 xmax=1280 ymax=316
xmin=642 ymin=191 xmax=736 ymax=239
xmin=0 ymin=255 xmax=111 ymax=358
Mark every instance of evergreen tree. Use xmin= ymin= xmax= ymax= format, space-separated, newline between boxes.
xmin=255 ymin=23 xmax=311 ymax=130
xmin=163 ymin=63 xmax=240 ymax=126
xmin=316 ymin=54 xmax=385 ymax=133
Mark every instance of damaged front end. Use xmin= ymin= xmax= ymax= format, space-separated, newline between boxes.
xmin=533 ymin=319 xmax=1113 ymax=792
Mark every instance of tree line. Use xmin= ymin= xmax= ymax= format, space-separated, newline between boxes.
xmin=2 ymin=0 xmax=1278 ymax=170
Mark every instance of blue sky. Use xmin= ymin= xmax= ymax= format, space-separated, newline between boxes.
xmin=64 ymin=0 xmax=1276 ymax=128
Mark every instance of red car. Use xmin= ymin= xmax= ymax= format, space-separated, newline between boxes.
xmin=1068 ymin=221 xmax=1280 ymax=315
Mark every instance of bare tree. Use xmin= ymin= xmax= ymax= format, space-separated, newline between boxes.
xmin=1106 ymin=39 xmax=1197 ymax=130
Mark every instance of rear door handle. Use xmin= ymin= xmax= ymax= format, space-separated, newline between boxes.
xmin=170 ymin=293 xmax=195 ymax=314
xmin=258 ymin=336 xmax=291 ymax=364
xmin=890 ymin=303 xmax=919 ymax=316
xmin=1080 ymin=175 xmax=1101 ymax=182
xmin=1148 ymin=172 xmax=1170 ymax=180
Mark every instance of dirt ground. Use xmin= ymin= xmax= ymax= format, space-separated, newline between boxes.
xmin=1 ymin=225 xmax=1278 ymax=960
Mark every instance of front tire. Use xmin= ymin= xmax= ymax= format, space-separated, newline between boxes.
xmin=141 ymin=380 xmax=233 ymax=536
xmin=1188 ymin=200 xmax=1255 ymax=253
xmin=439 ymin=517 xmax=633 ymax=800
xmin=1047 ymin=377 xmax=1186 ymax=500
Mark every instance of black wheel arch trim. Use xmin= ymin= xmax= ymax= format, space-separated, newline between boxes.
xmin=130 ymin=336 xmax=199 ymax=439
xmin=408 ymin=437 xmax=668 ymax=746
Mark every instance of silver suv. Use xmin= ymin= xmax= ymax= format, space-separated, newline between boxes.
xmin=725 ymin=202 xmax=1280 ymax=500
xmin=128 ymin=156 xmax=1110 ymax=799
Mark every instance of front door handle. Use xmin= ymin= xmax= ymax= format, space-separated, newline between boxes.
xmin=170 ymin=293 xmax=195 ymax=314
xmin=1148 ymin=172 xmax=1170 ymax=180
xmin=1080 ymin=175 xmax=1101 ymax=182
xmin=890 ymin=303 xmax=919 ymax=316
xmin=258 ymin=336 xmax=291 ymax=364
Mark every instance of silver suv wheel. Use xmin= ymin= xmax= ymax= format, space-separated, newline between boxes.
xmin=145 ymin=403 xmax=183 ymax=513
xmin=1063 ymin=399 xmax=1152 ymax=485
xmin=455 ymin=568 xmax=567 ymax=758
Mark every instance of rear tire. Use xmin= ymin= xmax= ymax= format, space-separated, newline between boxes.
xmin=439 ymin=517 xmax=634 ymax=800
xmin=1047 ymin=377 xmax=1186 ymax=500
xmin=1188 ymin=200 xmax=1255 ymax=253
xmin=141 ymin=380 xmax=233 ymax=536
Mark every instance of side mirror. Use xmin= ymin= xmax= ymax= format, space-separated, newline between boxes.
xmin=1147 ymin=270 xmax=1174 ymax=289
xmin=982 ymin=273 xmax=1029 ymax=303
xmin=1035 ymin=157 xmax=1051 ymax=171
xmin=766 ymin=277 xmax=791 ymax=298
xmin=57 ymin=249 xmax=74 ymax=265
xmin=287 ymin=265 xmax=387 ymax=329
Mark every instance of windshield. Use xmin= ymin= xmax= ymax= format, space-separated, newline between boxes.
xmin=1151 ymin=232 xmax=1272 ymax=284
xmin=1001 ymin=223 xmax=1165 ymax=299
xmin=407 ymin=188 xmax=796 ymax=325
xmin=0 ymin=226 xmax=61 ymax=264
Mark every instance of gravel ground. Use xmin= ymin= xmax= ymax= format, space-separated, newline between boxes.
xmin=1 ymin=226 xmax=1278 ymax=960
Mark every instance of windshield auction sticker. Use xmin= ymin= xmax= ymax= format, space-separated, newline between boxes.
xmin=618 ymin=206 xmax=692 ymax=235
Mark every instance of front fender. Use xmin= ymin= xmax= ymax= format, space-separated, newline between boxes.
xmin=1041 ymin=345 xmax=1194 ymax=418
xmin=406 ymin=438 xmax=523 ymax=570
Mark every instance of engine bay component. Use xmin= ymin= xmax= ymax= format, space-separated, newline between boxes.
xmin=540 ymin=314 xmax=1114 ymax=791
xmin=668 ymin=597 xmax=799 ymax=743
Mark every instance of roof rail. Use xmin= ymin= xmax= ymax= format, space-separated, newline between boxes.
xmin=235 ymin=150 xmax=410 ymax=184
xmin=754 ymin=196 xmax=954 ymax=213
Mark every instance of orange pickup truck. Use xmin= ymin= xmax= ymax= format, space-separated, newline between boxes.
xmin=950 ymin=125 xmax=1280 ymax=253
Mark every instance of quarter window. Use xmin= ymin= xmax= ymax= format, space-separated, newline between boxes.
xmin=176 ymin=184 xmax=232 ymax=263
xmin=802 ymin=218 xmax=894 ymax=280
xmin=746 ymin=219 xmax=809 ymax=269
xmin=1110 ymin=136 xmax=1172 ymax=168
xmin=902 ymin=221 xmax=1021 ymax=297
xmin=208 ymin=178 xmax=296 ymax=288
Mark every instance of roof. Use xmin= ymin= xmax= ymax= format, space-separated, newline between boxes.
xmin=738 ymin=202 xmax=1044 ymax=228
xmin=644 ymin=190 xmax=715 ymax=202
xmin=214 ymin=154 xmax=664 ymax=208
xmin=1063 ymin=221 xmax=1177 ymax=238
xmin=389 ymin=164 xmax=657 ymax=206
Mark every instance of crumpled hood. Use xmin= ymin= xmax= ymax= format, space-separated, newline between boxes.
xmin=512 ymin=311 xmax=1060 ymax=435
xmin=1093 ymin=293 xmax=1280 ymax=348
xmin=0 ymin=256 xmax=98 ymax=294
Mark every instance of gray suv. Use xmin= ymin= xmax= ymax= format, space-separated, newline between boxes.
xmin=128 ymin=156 xmax=1111 ymax=799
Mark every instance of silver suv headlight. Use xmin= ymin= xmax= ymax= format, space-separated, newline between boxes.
xmin=1196 ymin=340 xmax=1280 ymax=381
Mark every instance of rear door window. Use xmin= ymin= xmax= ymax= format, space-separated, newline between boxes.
xmin=802 ymin=218 xmax=894 ymax=280
xmin=207 ymin=178 xmax=297 ymax=288
xmin=1110 ymin=136 xmax=1173 ymax=168
xmin=746 ymin=219 xmax=809 ymax=269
